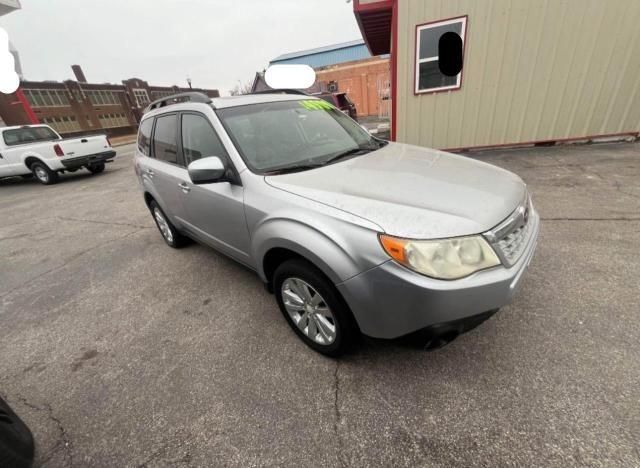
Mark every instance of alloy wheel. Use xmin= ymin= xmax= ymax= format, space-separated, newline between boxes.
xmin=34 ymin=166 xmax=48 ymax=183
xmin=281 ymin=278 xmax=337 ymax=345
xmin=153 ymin=207 xmax=174 ymax=244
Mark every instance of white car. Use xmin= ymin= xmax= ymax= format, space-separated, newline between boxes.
xmin=0 ymin=124 xmax=115 ymax=185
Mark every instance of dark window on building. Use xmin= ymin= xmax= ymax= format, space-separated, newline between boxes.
xmin=138 ymin=118 xmax=153 ymax=156
xmin=59 ymin=90 xmax=70 ymax=105
xmin=415 ymin=17 xmax=466 ymax=94
xmin=181 ymin=114 xmax=228 ymax=166
xmin=40 ymin=91 xmax=54 ymax=106
xmin=152 ymin=114 xmax=178 ymax=164
xmin=3 ymin=126 xmax=59 ymax=146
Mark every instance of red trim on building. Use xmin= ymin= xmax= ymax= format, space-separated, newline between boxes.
xmin=354 ymin=0 xmax=393 ymax=13
xmin=15 ymin=88 xmax=39 ymax=124
xmin=353 ymin=0 xmax=394 ymax=56
xmin=443 ymin=132 xmax=639 ymax=153
xmin=390 ymin=0 xmax=398 ymax=141
xmin=353 ymin=0 xmax=396 ymax=136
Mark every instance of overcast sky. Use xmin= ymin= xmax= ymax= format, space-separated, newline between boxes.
xmin=0 ymin=0 xmax=363 ymax=95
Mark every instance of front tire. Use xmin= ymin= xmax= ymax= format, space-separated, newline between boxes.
xmin=149 ymin=200 xmax=189 ymax=248
xmin=31 ymin=162 xmax=58 ymax=185
xmin=273 ymin=259 xmax=357 ymax=357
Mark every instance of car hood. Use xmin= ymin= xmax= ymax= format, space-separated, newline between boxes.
xmin=265 ymin=142 xmax=526 ymax=239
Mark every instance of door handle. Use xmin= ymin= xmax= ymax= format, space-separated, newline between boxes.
xmin=179 ymin=182 xmax=191 ymax=193
xmin=81 ymin=138 xmax=88 ymax=143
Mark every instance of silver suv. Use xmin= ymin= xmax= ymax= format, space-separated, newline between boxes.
xmin=135 ymin=92 xmax=539 ymax=356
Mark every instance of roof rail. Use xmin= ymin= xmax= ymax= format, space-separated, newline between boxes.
xmin=250 ymin=89 xmax=309 ymax=96
xmin=145 ymin=92 xmax=212 ymax=112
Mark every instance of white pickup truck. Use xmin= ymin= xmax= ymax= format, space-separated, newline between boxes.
xmin=0 ymin=124 xmax=116 ymax=185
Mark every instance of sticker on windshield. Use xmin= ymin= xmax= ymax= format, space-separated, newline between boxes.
xmin=300 ymin=100 xmax=334 ymax=111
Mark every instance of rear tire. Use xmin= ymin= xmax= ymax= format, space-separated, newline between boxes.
xmin=88 ymin=163 xmax=105 ymax=174
xmin=0 ymin=397 xmax=35 ymax=468
xmin=31 ymin=161 xmax=58 ymax=185
xmin=149 ymin=200 xmax=189 ymax=248
xmin=273 ymin=259 xmax=357 ymax=357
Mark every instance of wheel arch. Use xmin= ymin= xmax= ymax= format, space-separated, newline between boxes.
xmin=262 ymin=247 xmax=314 ymax=292
xmin=255 ymin=219 xmax=363 ymax=287
xmin=23 ymin=156 xmax=45 ymax=170
xmin=143 ymin=191 xmax=155 ymax=209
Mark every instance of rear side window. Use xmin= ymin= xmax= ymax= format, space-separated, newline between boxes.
xmin=181 ymin=114 xmax=228 ymax=166
xmin=3 ymin=126 xmax=59 ymax=146
xmin=152 ymin=114 xmax=178 ymax=164
xmin=137 ymin=118 xmax=153 ymax=156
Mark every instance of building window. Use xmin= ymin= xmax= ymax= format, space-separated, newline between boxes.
xmin=24 ymin=89 xmax=72 ymax=108
xmin=133 ymin=88 xmax=150 ymax=107
xmin=415 ymin=16 xmax=467 ymax=94
xmin=42 ymin=115 xmax=80 ymax=134
xmin=24 ymin=89 xmax=69 ymax=107
xmin=151 ymin=90 xmax=175 ymax=99
xmin=97 ymin=112 xmax=130 ymax=129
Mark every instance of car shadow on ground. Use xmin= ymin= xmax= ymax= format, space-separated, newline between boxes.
xmin=0 ymin=167 xmax=124 ymax=187
xmin=187 ymin=239 xmax=486 ymax=358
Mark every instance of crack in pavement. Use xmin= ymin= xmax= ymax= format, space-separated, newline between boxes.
xmin=13 ymin=394 xmax=73 ymax=467
xmin=1 ymin=216 xmax=151 ymax=232
xmin=612 ymin=179 xmax=640 ymax=201
xmin=333 ymin=361 xmax=347 ymax=468
xmin=55 ymin=216 xmax=152 ymax=230
xmin=0 ymin=228 xmax=146 ymax=301
xmin=136 ymin=436 xmax=191 ymax=468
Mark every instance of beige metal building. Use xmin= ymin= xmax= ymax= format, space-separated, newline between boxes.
xmin=354 ymin=0 xmax=640 ymax=150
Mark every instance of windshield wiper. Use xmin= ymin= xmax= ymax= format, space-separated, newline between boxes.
xmin=263 ymin=163 xmax=324 ymax=175
xmin=263 ymin=141 xmax=386 ymax=175
xmin=323 ymin=147 xmax=372 ymax=165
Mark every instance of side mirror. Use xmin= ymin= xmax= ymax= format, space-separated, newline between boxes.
xmin=188 ymin=157 xmax=226 ymax=184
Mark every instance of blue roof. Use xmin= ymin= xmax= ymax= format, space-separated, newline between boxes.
xmin=270 ymin=39 xmax=372 ymax=69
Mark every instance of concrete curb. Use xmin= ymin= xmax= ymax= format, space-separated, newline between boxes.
xmin=112 ymin=138 xmax=137 ymax=147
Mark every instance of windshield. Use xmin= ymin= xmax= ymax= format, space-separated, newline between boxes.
xmin=216 ymin=99 xmax=386 ymax=174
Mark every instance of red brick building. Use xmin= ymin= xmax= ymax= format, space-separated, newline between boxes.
xmin=315 ymin=56 xmax=390 ymax=118
xmin=0 ymin=66 xmax=219 ymax=137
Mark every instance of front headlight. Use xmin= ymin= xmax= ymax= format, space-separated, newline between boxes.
xmin=379 ymin=234 xmax=501 ymax=280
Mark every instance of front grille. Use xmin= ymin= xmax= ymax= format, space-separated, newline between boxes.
xmin=495 ymin=212 xmax=533 ymax=265
xmin=484 ymin=194 xmax=534 ymax=267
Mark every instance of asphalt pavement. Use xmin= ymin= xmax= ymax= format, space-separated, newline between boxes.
xmin=0 ymin=141 xmax=638 ymax=467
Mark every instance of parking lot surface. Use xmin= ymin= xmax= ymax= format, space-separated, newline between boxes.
xmin=1 ymin=141 xmax=639 ymax=467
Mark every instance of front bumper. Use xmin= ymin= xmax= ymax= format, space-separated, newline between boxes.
xmin=60 ymin=150 xmax=116 ymax=170
xmin=338 ymin=211 xmax=540 ymax=339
